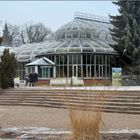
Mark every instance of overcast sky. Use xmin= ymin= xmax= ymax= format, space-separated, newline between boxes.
xmin=0 ymin=1 xmax=119 ymax=31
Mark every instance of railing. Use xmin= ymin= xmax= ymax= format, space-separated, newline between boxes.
xmin=74 ymin=11 xmax=110 ymax=24
xmin=122 ymin=75 xmax=140 ymax=86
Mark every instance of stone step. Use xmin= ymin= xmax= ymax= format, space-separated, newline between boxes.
xmin=1 ymin=95 xmax=140 ymax=103
xmin=19 ymin=100 xmax=140 ymax=110
xmin=0 ymin=95 xmax=140 ymax=104
xmin=2 ymin=89 xmax=140 ymax=95
xmin=1 ymin=89 xmax=140 ymax=114
xmin=0 ymin=94 xmax=140 ymax=101
xmin=20 ymin=99 xmax=140 ymax=110
xmin=2 ymin=93 xmax=140 ymax=100
xmin=1 ymin=97 xmax=140 ymax=109
xmin=0 ymin=100 xmax=20 ymax=103
xmin=0 ymin=101 xmax=140 ymax=114
xmin=14 ymin=102 xmax=140 ymax=114
xmin=21 ymin=100 xmax=140 ymax=111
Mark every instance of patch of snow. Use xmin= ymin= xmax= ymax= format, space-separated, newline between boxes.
xmin=2 ymin=127 xmax=70 ymax=135
xmin=2 ymin=127 xmax=140 ymax=135
xmin=101 ymin=129 xmax=140 ymax=135
xmin=21 ymin=85 xmax=140 ymax=91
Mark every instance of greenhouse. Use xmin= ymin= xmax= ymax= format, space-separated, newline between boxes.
xmin=0 ymin=12 xmax=117 ymax=85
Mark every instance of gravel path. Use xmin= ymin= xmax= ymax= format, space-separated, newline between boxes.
xmin=0 ymin=105 xmax=140 ymax=130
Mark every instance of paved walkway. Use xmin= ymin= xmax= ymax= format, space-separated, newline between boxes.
xmin=0 ymin=106 xmax=140 ymax=130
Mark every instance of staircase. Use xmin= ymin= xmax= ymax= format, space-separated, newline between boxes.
xmin=0 ymin=88 xmax=140 ymax=114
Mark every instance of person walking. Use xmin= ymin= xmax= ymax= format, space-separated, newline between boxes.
xmin=29 ymin=72 xmax=34 ymax=86
xmin=33 ymin=72 xmax=38 ymax=86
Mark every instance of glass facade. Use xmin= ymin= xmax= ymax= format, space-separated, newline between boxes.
xmin=10 ymin=14 xmax=116 ymax=80
xmin=38 ymin=66 xmax=53 ymax=78
xmin=16 ymin=63 xmax=26 ymax=79
xmin=46 ymin=54 xmax=112 ymax=79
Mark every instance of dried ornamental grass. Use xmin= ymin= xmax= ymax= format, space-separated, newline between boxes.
xmin=66 ymin=91 xmax=109 ymax=140
xmin=69 ymin=109 xmax=102 ymax=140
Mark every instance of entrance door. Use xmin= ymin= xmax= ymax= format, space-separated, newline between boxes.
xmin=86 ymin=65 xmax=91 ymax=77
xmin=73 ymin=65 xmax=78 ymax=77
xmin=99 ymin=65 xmax=103 ymax=78
xmin=40 ymin=66 xmax=53 ymax=78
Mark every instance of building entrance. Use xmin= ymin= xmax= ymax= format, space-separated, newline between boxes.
xmin=73 ymin=65 xmax=78 ymax=77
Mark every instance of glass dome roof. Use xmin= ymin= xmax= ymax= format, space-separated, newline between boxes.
xmin=13 ymin=41 xmax=50 ymax=62
xmin=42 ymin=18 xmax=115 ymax=55
xmin=3 ymin=16 xmax=116 ymax=62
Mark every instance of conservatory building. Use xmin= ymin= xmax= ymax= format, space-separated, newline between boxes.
xmin=8 ymin=12 xmax=117 ymax=85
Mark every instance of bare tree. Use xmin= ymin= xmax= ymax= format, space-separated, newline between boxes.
xmin=21 ymin=22 xmax=51 ymax=44
xmin=20 ymin=29 xmax=26 ymax=44
xmin=2 ymin=23 xmax=19 ymax=47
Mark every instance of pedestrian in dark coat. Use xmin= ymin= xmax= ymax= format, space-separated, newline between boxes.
xmin=33 ymin=72 xmax=38 ymax=86
xmin=29 ymin=73 xmax=34 ymax=86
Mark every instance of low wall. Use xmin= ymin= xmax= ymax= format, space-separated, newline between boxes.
xmin=37 ymin=78 xmax=111 ymax=86
xmin=37 ymin=79 xmax=50 ymax=86
xmin=83 ymin=79 xmax=111 ymax=86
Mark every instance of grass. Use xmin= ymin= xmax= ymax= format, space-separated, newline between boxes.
xmin=66 ymin=91 xmax=108 ymax=140
xmin=68 ymin=109 xmax=102 ymax=140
